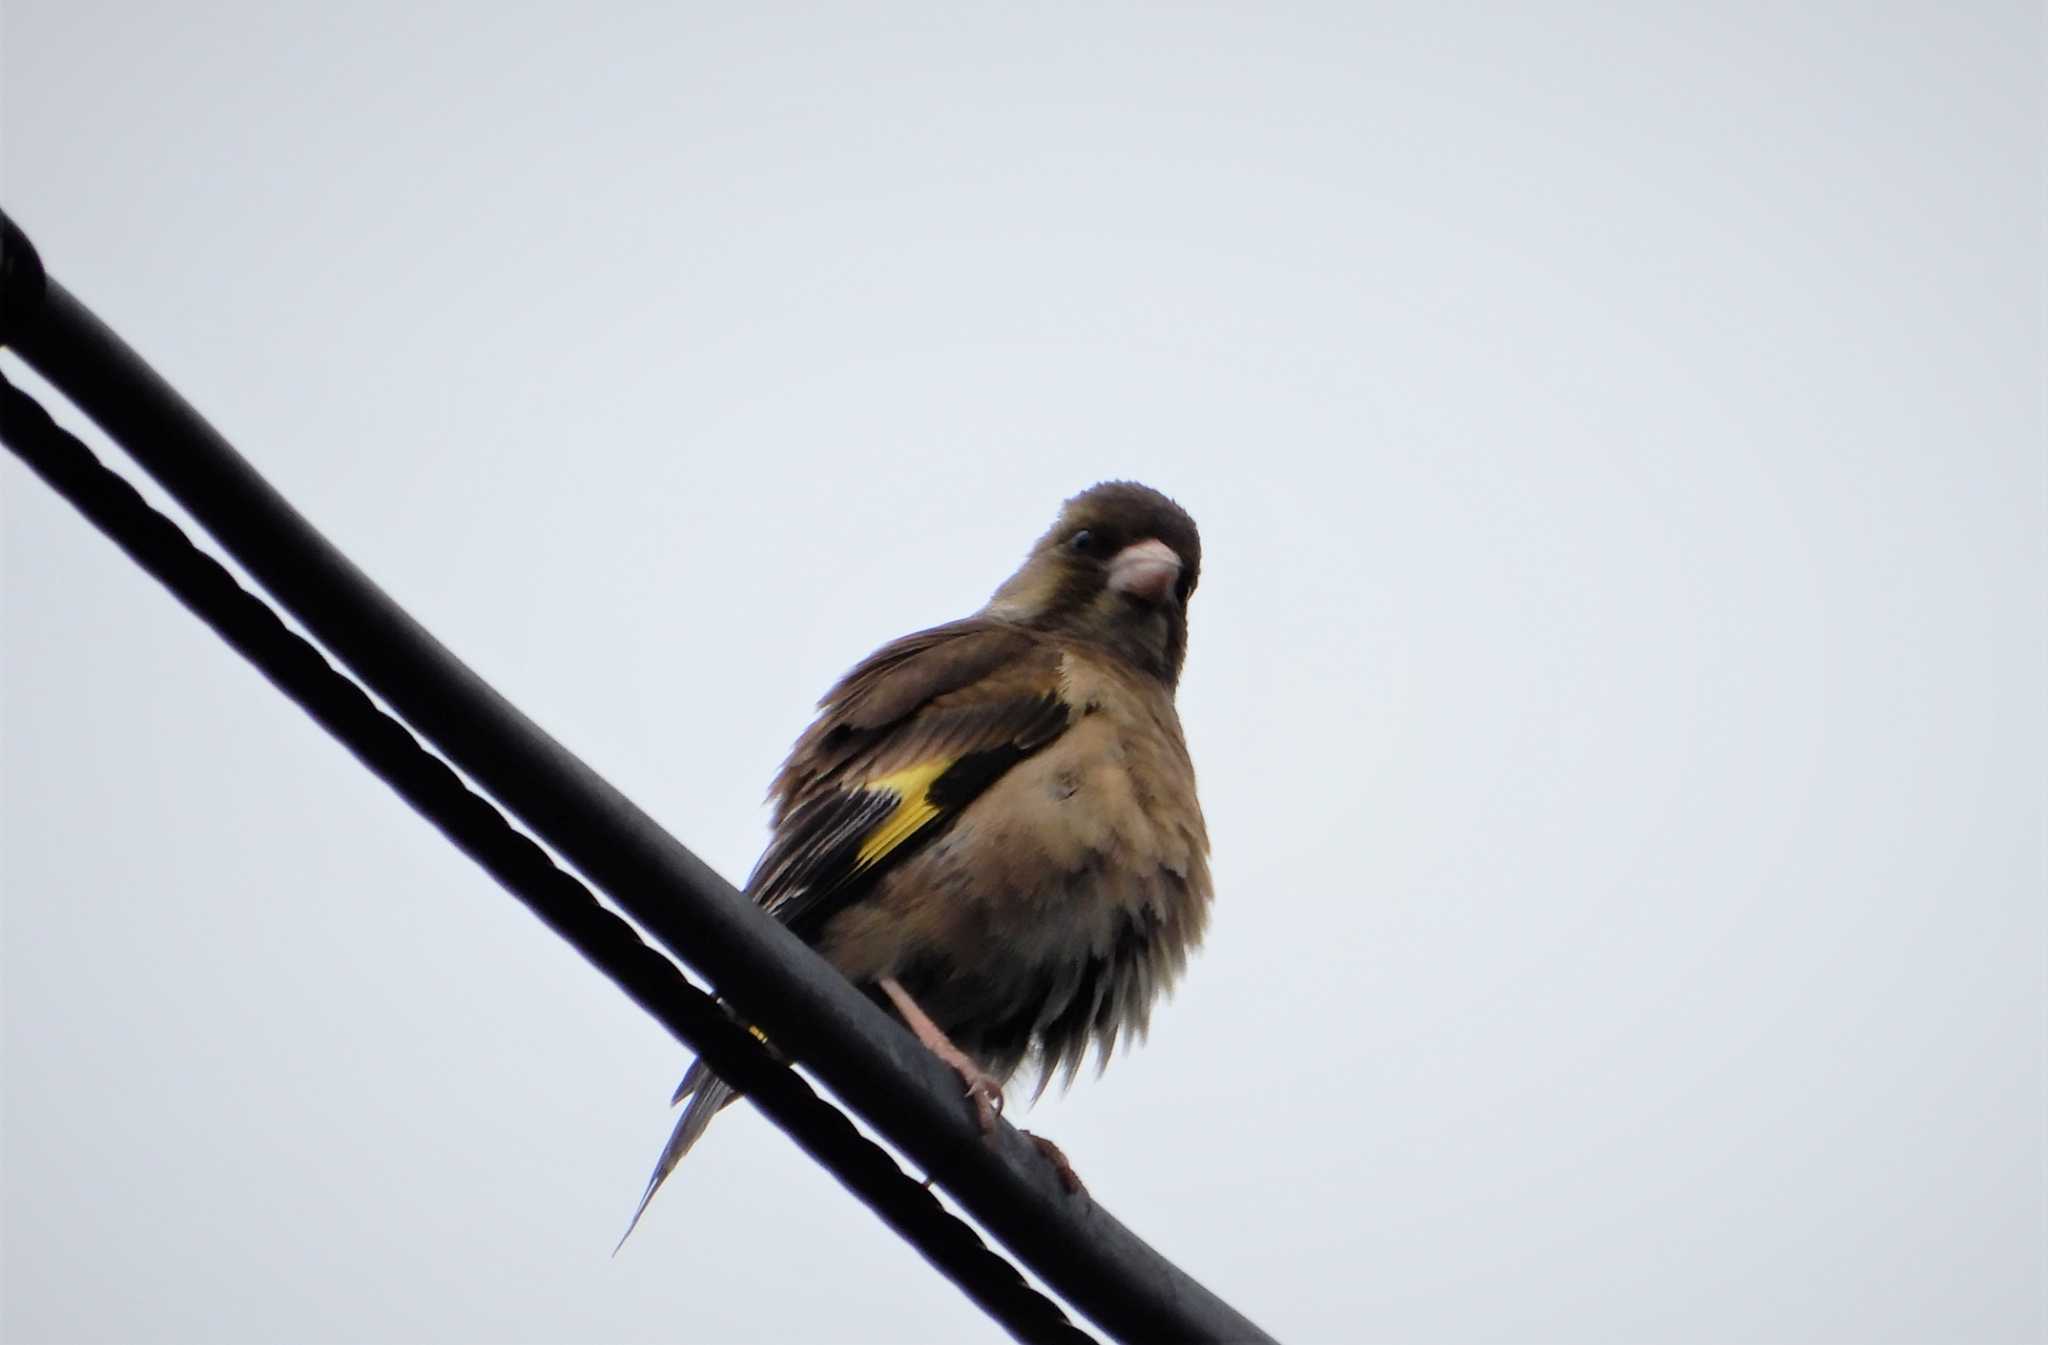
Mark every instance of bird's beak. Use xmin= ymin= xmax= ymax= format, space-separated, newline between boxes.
xmin=1107 ymin=537 xmax=1182 ymax=603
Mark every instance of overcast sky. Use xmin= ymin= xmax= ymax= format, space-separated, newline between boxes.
xmin=4 ymin=4 xmax=2041 ymax=1342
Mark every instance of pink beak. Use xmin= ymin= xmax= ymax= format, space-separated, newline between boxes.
xmin=1107 ymin=537 xmax=1182 ymax=603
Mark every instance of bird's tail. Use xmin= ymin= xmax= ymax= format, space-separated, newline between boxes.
xmin=613 ymin=1059 xmax=738 ymax=1252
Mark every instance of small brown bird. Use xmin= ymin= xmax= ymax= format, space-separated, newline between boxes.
xmin=620 ymin=481 xmax=1210 ymax=1241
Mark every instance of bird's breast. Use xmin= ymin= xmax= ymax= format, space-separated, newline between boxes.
xmin=818 ymin=664 xmax=1210 ymax=1085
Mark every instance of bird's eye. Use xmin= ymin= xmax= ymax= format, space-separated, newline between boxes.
xmin=1068 ymin=529 xmax=1097 ymax=554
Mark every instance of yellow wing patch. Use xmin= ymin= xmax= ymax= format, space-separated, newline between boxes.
xmin=854 ymin=759 xmax=953 ymax=869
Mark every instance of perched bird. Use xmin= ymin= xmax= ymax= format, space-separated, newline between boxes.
xmin=620 ymin=480 xmax=1210 ymax=1242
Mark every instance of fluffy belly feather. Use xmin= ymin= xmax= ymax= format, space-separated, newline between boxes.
xmin=819 ymin=702 xmax=1210 ymax=1090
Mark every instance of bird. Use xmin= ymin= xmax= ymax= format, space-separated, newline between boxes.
xmin=618 ymin=480 xmax=1210 ymax=1244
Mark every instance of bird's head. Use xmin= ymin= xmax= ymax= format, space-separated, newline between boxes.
xmin=985 ymin=481 xmax=1202 ymax=687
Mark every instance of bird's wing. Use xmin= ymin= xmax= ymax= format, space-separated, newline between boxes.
xmin=747 ymin=620 xmax=1071 ymax=938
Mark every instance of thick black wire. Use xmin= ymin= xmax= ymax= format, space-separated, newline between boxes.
xmin=0 ymin=371 xmax=1095 ymax=1345
xmin=0 ymin=209 xmax=1275 ymax=1345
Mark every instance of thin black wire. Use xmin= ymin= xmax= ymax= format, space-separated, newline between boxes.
xmin=0 ymin=371 xmax=1094 ymax=1345
xmin=0 ymin=208 xmax=1275 ymax=1345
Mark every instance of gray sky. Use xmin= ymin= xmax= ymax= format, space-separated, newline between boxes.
xmin=4 ymin=4 xmax=2041 ymax=1342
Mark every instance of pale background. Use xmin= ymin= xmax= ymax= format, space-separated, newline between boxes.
xmin=3 ymin=4 xmax=2041 ymax=1342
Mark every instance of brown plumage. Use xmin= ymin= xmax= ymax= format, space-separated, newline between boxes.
xmin=619 ymin=481 xmax=1210 ymax=1243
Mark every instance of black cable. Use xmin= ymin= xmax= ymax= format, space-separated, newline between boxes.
xmin=0 ymin=370 xmax=1094 ymax=1345
xmin=0 ymin=210 xmax=1275 ymax=1345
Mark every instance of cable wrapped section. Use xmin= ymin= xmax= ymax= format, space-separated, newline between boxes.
xmin=1 ymin=207 xmax=1275 ymax=1344
xmin=0 ymin=372 xmax=1093 ymax=1345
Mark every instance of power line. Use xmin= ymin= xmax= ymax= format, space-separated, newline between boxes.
xmin=0 ymin=211 xmax=1274 ymax=1345
xmin=0 ymin=368 xmax=1088 ymax=1344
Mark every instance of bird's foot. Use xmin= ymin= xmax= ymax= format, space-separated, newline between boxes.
xmin=906 ymin=1015 xmax=1005 ymax=1133
xmin=879 ymin=976 xmax=1007 ymax=1134
xmin=1021 ymin=1130 xmax=1086 ymax=1195
xmin=957 ymin=1063 xmax=1006 ymax=1134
